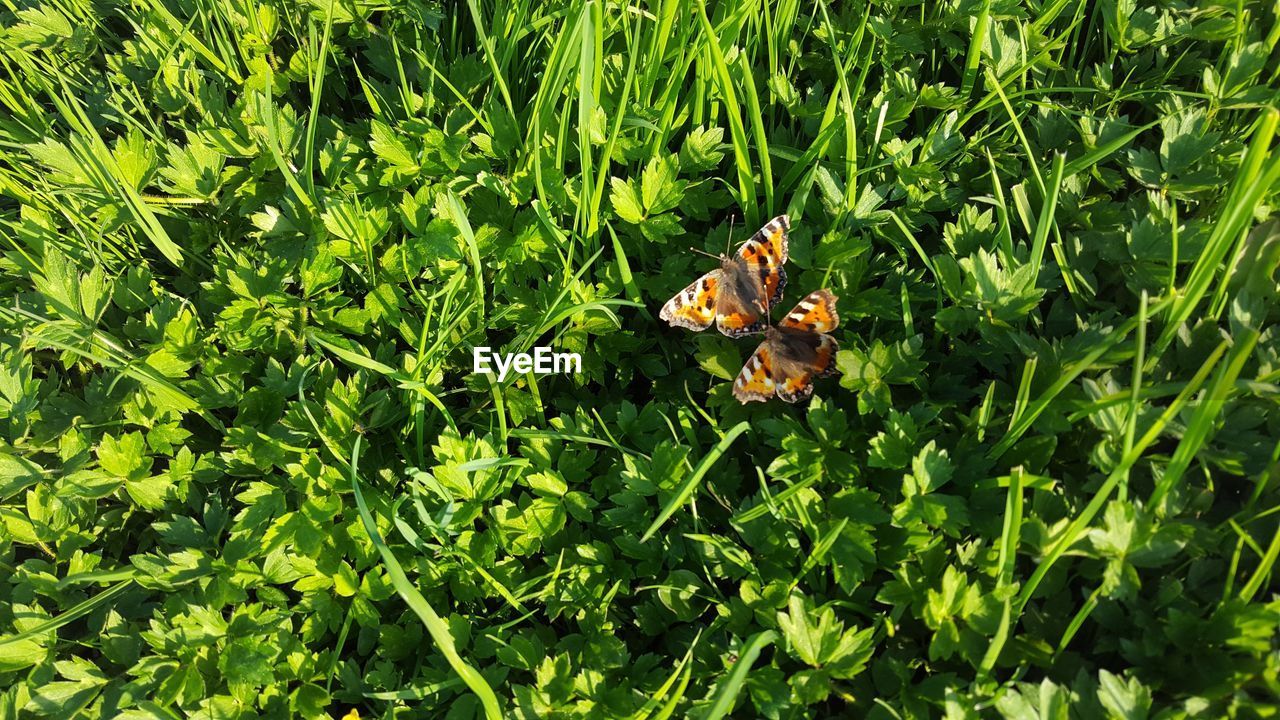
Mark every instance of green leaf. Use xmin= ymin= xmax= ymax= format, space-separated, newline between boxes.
xmin=98 ymin=432 xmax=151 ymax=481
xmin=1097 ymin=670 xmax=1152 ymax=720
xmin=905 ymin=441 xmax=954 ymax=495
xmin=124 ymin=474 xmax=173 ymax=510
xmin=25 ymin=680 xmax=103 ymax=716
xmin=525 ymin=470 xmax=567 ymax=498
xmin=694 ymin=335 xmax=739 ymax=381
xmin=0 ymin=638 xmax=46 ymax=672
xmin=867 ymin=411 xmax=918 ymax=469
xmin=159 ymin=140 xmax=226 ymax=199
xmin=776 ymin=594 xmax=874 ymax=678
xmin=610 ymin=177 xmax=645 ymax=224
xmin=641 ymin=155 xmax=683 ymax=214
xmin=0 ymin=453 xmax=43 ymax=500
xmin=680 ymin=125 xmax=726 ymax=172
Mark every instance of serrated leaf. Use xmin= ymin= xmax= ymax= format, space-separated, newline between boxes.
xmin=609 ymin=177 xmax=645 ymax=224
xmin=98 ymin=432 xmax=151 ymax=482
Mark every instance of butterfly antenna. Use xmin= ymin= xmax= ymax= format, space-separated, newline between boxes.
xmin=688 ymin=246 xmax=719 ymax=260
xmin=725 ymin=214 xmax=736 ymax=255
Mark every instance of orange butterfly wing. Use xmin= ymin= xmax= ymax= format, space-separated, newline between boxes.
xmin=735 ymin=215 xmax=789 ymax=307
xmin=778 ymin=289 xmax=839 ymax=334
xmin=737 ymin=215 xmax=790 ymax=265
xmin=771 ymin=289 xmax=840 ymax=403
xmin=733 ymin=341 xmax=776 ymax=403
xmin=776 ymin=334 xmax=839 ymax=403
xmin=715 ymin=298 xmax=768 ymax=337
xmin=659 ymin=271 xmax=720 ymax=332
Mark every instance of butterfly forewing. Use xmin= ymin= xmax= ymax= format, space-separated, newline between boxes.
xmin=659 ymin=270 xmax=721 ymax=331
xmin=778 ymin=289 xmax=839 ymax=334
xmin=732 ymin=342 xmax=776 ymax=403
xmin=734 ymin=215 xmax=790 ymax=307
xmin=736 ymin=215 xmax=790 ymax=266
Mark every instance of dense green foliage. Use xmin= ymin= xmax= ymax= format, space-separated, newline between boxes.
xmin=2 ymin=0 xmax=1279 ymax=717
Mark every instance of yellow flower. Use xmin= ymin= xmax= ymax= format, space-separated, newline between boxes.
xmin=340 ymin=711 xmax=360 ymax=720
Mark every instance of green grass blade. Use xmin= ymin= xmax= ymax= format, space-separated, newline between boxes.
xmin=649 ymin=662 xmax=693 ymax=720
xmin=694 ymin=0 xmax=756 ymax=224
xmin=1028 ymin=151 xmax=1065 ymax=287
xmin=1238 ymin=523 xmax=1280 ymax=603
xmin=962 ymin=0 xmax=991 ymax=96
xmin=21 ymin=63 xmax=186 ymax=265
xmin=349 ymin=437 xmax=504 ymax=719
xmin=736 ymin=51 xmax=773 ymax=216
xmin=815 ymin=0 xmax=867 ymax=212
xmin=446 ymin=189 xmax=486 ymax=323
xmin=464 ymin=0 xmax=519 ymax=127
xmin=132 ymin=0 xmax=242 ymax=84
xmin=888 ymin=211 xmax=938 ymax=279
xmin=699 ymin=630 xmax=776 ymax=720
xmin=641 ymin=0 xmax=681 ymax=105
xmin=587 ymin=21 xmax=642 ymax=243
xmin=302 ymin=0 xmax=337 ymax=197
xmin=1015 ymin=339 xmax=1230 ymax=614
xmin=979 ymin=466 xmax=1024 ymax=675
xmin=1148 ymin=325 xmax=1261 ymax=512
xmin=989 ymin=294 xmax=1172 ymax=460
xmin=257 ymin=87 xmax=316 ymax=215
xmin=642 ymin=421 xmax=750 ymax=542
xmin=308 ymin=332 xmax=399 ymax=377
xmin=984 ymin=150 xmax=1017 ymax=267
xmin=577 ymin=0 xmax=601 ymax=240
xmin=1056 ymin=585 xmax=1102 ymax=654
xmin=984 ymin=66 xmax=1046 ymax=196
xmin=1060 ymin=118 xmax=1161 ymax=180
xmin=630 ymin=634 xmax=700 ymax=720
xmin=732 ymin=475 xmax=820 ymax=524
xmin=0 ymin=579 xmax=133 ymax=649
xmin=1154 ymin=107 xmax=1280 ymax=357
xmin=789 ymin=518 xmax=849 ymax=591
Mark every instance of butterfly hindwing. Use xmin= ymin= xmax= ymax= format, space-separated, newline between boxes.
xmin=778 ymin=289 xmax=839 ymax=334
xmin=774 ymin=333 xmax=839 ymax=403
xmin=659 ymin=270 xmax=720 ymax=332
xmin=733 ymin=341 xmax=776 ymax=403
xmin=713 ymin=271 xmax=768 ymax=337
xmin=714 ymin=291 xmax=768 ymax=337
xmin=814 ymin=333 xmax=840 ymax=377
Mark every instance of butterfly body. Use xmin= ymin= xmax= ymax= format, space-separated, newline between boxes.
xmin=659 ymin=216 xmax=789 ymax=337
xmin=734 ymin=290 xmax=840 ymax=404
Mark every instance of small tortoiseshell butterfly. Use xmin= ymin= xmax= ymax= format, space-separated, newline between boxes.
xmin=733 ymin=289 xmax=840 ymax=404
xmin=659 ymin=215 xmax=789 ymax=337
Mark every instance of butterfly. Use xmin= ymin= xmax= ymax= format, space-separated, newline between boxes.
xmin=659 ymin=215 xmax=789 ymax=337
xmin=733 ymin=289 xmax=840 ymax=404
